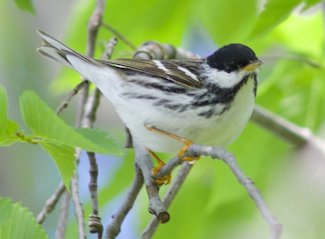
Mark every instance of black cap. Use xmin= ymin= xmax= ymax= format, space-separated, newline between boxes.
xmin=207 ymin=44 xmax=258 ymax=73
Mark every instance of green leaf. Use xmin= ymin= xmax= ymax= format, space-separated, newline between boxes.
xmin=251 ymin=0 xmax=303 ymax=37
xmin=40 ymin=142 xmax=76 ymax=190
xmin=0 ymin=197 xmax=49 ymax=239
xmin=196 ymin=0 xmax=258 ymax=45
xmin=75 ymin=128 xmax=122 ymax=156
xmin=19 ymin=91 xmax=120 ymax=154
xmin=0 ymin=85 xmax=20 ymax=146
xmin=19 ymin=91 xmax=122 ymax=188
xmin=14 ymin=0 xmax=35 ymax=14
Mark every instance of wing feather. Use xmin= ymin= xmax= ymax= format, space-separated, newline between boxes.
xmin=97 ymin=58 xmax=203 ymax=88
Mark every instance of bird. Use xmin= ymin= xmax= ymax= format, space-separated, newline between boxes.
xmin=37 ymin=30 xmax=262 ymax=184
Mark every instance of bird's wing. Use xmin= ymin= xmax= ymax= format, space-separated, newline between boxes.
xmin=37 ymin=30 xmax=203 ymax=89
xmin=98 ymin=58 xmax=203 ymax=88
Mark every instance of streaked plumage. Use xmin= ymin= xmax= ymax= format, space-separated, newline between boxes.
xmin=37 ymin=30 xmax=262 ymax=154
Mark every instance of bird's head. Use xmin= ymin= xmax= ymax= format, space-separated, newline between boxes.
xmin=207 ymin=43 xmax=262 ymax=74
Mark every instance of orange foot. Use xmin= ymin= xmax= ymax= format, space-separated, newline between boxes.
xmin=176 ymin=138 xmax=200 ymax=162
xmin=147 ymin=149 xmax=171 ymax=185
xmin=145 ymin=125 xmax=200 ymax=164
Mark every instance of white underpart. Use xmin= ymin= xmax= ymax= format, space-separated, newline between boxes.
xmin=202 ymin=64 xmax=250 ymax=88
xmin=177 ymin=66 xmax=199 ymax=82
xmin=66 ymin=54 xmax=256 ymax=154
xmin=153 ymin=60 xmax=170 ymax=74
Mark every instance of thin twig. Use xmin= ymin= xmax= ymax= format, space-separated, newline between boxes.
xmin=36 ymin=182 xmax=66 ymax=224
xmin=71 ymin=150 xmax=86 ymax=239
xmin=134 ymin=141 xmax=170 ymax=223
xmin=142 ymin=143 xmax=282 ymax=239
xmin=252 ymin=105 xmax=313 ymax=146
xmin=86 ymin=0 xmax=106 ymax=57
xmin=261 ymin=54 xmax=322 ymax=68
xmin=87 ymin=152 xmax=103 ymax=238
xmin=188 ymin=145 xmax=282 ymax=239
xmin=105 ymin=165 xmax=144 ymax=239
xmin=56 ymin=81 xmax=88 ymax=115
xmin=154 ymin=157 xmax=182 ymax=179
xmin=101 ymin=22 xmax=137 ymax=50
xmin=142 ymin=162 xmax=193 ymax=239
xmin=55 ymin=192 xmax=70 ymax=239
xmin=252 ymin=106 xmax=325 ymax=159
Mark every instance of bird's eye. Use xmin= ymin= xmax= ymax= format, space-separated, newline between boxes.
xmin=224 ymin=62 xmax=238 ymax=73
xmin=229 ymin=62 xmax=239 ymax=70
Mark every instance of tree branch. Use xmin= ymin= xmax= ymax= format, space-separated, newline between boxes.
xmin=55 ymin=192 xmax=70 ymax=239
xmin=142 ymin=162 xmax=193 ymax=239
xmin=56 ymin=81 xmax=88 ymax=115
xmin=143 ymin=145 xmax=282 ymax=239
xmin=252 ymin=105 xmax=315 ymax=146
xmin=71 ymin=150 xmax=86 ymax=239
xmin=134 ymin=141 xmax=170 ymax=223
xmin=104 ymin=164 xmax=144 ymax=239
xmin=188 ymin=145 xmax=282 ymax=239
xmin=86 ymin=0 xmax=106 ymax=57
xmin=36 ymin=182 xmax=66 ymax=224
xmin=101 ymin=23 xmax=137 ymax=50
xmin=87 ymin=152 xmax=102 ymax=238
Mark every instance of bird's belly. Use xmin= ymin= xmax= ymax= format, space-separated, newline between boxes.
xmin=115 ymin=79 xmax=256 ymax=154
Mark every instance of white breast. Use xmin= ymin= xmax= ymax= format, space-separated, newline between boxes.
xmin=116 ymin=76 xmax=256 ymax=154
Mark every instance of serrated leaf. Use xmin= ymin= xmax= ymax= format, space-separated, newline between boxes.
xmin=0 ymin=197 xmax=49 ymax=239
xmin=75 ymin=128 xmax=122 ymax=156
xmin=14 ymin=0 xmax=35 ymax=14
xmin=40 ymin=142 xmax=76 ymax=190
xmin=251 ymin=0 xmax=303 ymax=37
xmin=19 ymin=91 xmax=116 ymax=154
xmin=0 ymin=85 xmax=20 ymax=146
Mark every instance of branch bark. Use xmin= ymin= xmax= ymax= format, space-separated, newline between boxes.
xmin=36 ymin=182 xmax=66 ymax=224
xmin=142 ymin=162 xmax=193 ymax=239
xmin=55 ymin=192 xmax=70 ymax=239
xmin=143 ymin=145 xmax=283 ymax=239
xmin=105 ymin=164 xmax=144 ymax=239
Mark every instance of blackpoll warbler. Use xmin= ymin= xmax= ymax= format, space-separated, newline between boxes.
xmin=37 ymin=30 xmax=262 ymax=183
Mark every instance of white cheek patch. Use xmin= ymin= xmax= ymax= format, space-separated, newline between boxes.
xmin=205 ymin=68 xmax=246 ymax=88
xmin=153 ymin=60 xmax=170 ymax=74
xmin=177 ymin=66 xmax=199 ymax=82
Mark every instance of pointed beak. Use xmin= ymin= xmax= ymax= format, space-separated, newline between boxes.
xmin=242 ymin=59 xmax=263 ymax=72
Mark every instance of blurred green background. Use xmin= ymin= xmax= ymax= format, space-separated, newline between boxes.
xmin=1 ymin=0 xmax=325 ymax=238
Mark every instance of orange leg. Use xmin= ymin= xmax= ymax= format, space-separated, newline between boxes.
xmin=145 ymin=125 xmax=200 ymax=162
xmin=147 ymin=149 xmax=171 ymax=185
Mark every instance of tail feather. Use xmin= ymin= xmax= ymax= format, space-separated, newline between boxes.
xmin=36 ymin=30 xmax=94 ymax=69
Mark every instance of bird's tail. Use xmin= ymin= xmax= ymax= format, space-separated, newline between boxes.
xmin=36 ymin=30 xmax=95 ymax=69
